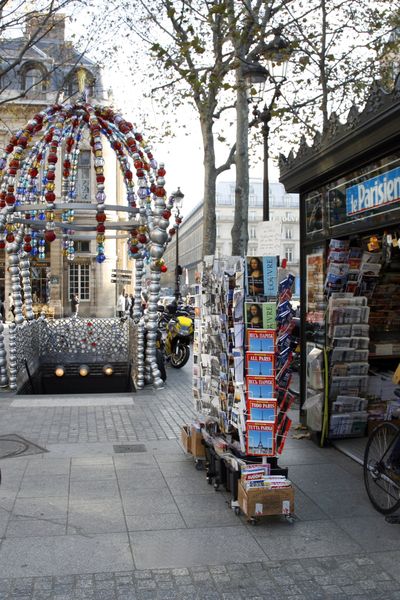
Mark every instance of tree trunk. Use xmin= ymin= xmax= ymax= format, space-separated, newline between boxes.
xmin=201 ymin=118 xmax=217 ymax=257
xmin=231 ymin=62 xmax=249 ymax=256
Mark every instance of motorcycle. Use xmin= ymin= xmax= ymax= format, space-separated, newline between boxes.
xmin=157 ymin=302 xmax=194 ymax=368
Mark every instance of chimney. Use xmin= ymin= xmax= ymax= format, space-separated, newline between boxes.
xmin=25 ymin=12 xmax=66 ymax=42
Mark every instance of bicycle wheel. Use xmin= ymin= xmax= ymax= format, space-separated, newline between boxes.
xmin=364 ymin=422 xmax=400 ymax=515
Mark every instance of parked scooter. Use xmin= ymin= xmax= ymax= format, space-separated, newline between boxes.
xmin=157 ymin=301 xmax=194 ymax=368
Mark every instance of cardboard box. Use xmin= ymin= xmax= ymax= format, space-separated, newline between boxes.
xmin=180 ymin=425 xmax=192 ymax=454
xmin=238 ymin=481 xmax=294 ymax=518
xmin=190 ymin=426 xmax=206 ymax=458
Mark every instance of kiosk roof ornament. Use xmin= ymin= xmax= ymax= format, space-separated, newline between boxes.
xmin=279 ymin=76 xmax=400 ymax=192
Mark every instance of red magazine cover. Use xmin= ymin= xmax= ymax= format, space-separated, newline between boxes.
xmin=246 ymin=352 xmax=275 ymax=377
xmin=246 ymin=375 xmax=275 ymax=399
xmin=246 ymin=421 xmax=276 ymax=456
xmin=276 ymin=415 xmax=292 ymax=455
xmin=247 ymin=398 xmax=277 ymax=423
xmin=246 ymin=329 xmax=275 ymax=353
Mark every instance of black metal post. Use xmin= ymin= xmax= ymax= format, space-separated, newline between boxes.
xmin=174 ymin=220 xmax=180 ymax=301
xmin=261 ymin=105 xmax=271 ymax=222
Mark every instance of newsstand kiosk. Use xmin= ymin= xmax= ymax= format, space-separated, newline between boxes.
xmin=280 ymin=80 xmax=400 ymax=447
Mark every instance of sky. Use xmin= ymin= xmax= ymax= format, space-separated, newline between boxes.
xmin=62 ymin=5 xmax=283 ymax=219
xmin=102 ymin=69 xmax=281 ymax=218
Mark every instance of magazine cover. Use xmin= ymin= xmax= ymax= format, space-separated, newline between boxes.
xmin=262 ymin=256 xmax=278 ymax=296
xmin=246 ymin=352 xmax=275 ymax=377
xmin=263 ymin=302 xmax=277 ymax=329
xmin=247 ymin=375 xmax=275 ymax=399
xmin=245 ymin=256 xmax=264 ymax=296
xmin=246 ymin=329 xmax=275 ymax=352
xmin=247 ymin=398 xmax=277 ymax=422
xmin=246 ymin=421 xmax=276 ymax=456
xmin=245 ymin=302 xmax=264 ymax=329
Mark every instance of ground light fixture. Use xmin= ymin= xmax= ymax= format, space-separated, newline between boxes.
xmin=103 ymin=364 xmax=114 ymax=376
xmin=79 ymin=364 xmax=90 ymax=377
xmin=54 ymin=365 xmax=65 ymax=377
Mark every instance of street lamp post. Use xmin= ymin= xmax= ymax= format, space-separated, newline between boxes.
xmin=243 ymin=27 xmax=292 ymax=222
xmin=171 ymin=187 xmax=184 ymax=301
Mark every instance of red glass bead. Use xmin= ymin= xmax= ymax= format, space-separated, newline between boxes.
xmin=47 ymin=172 xmax=55 ymax=181
xmin=0 ymin=240 xmax=5 ymax=248
xmin=5 ymin=194 xmax=15 ymax=205
xmin=162 ymin=210 xmax=171 ymax=219
xmin=24 ymin=235 xmax=32 ymax=242
xmin=0 ymin=201 xmax=5 ymax=209
xmin=29 ymin=168 xmax=38 ymax=178
xmin=130 ymin=246 xmax=139 ymax=254
xmin=6 ymin=233 xmax=14 ymax=242
xmin=169 ymin=228 xmax=176 ymax=235
xmin=63 ymin=170 xmax=70 ymax=178
xmin=5 ymin=144 xmax=14 ymax=153
xmin=155 ymin=187 xmax=165 ymax=198
xmin=135 ymin=133 xmax=143 ymax=142
xmin=176 ymin=217 xmax=182 ymax=225
xmin=157 ymin=168 xmax=166 ymax=177
xmin=8 ymin=168 xmax=17 ymax=176
xmin=24 ymin=243 xmax=32 ymax=252
xmin=44 ymin=230 xmax=56 ymax=242
xmin=96 ymin=212 xmax=106 ymax=223
xmin=96 ymin=175 xmax=105 ymax=184
xmin=9 ymin=159 xmax=19 ymax=168
xmin=45 ymin=192 xmax=56 ymax=203
xmin=125 ymin=170 xmax=133 ymax=181
xmin=138 ymin=234 xmax=147 ymax=244
xmin=48 ymin=154 xmax=58 ymax=164
xmin=134 ymin=160 xmax=143 ymax=169
xmin=150 ymin=183 xmax=157 ymax=193
xmin=160 ymin=265 xmax=168 ymax=273
xmin=96 ymin=224 xmax=105 ymax=233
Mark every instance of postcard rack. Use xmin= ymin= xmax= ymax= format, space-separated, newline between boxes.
xmin=191 ymin=255 xmax=296 ymax=517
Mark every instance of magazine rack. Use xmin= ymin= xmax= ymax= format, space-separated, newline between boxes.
xmin=191 ymin=255 xmax=296 ymax=519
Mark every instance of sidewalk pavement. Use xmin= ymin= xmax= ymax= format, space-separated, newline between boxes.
xmin=0 ymin=363 xmax=399 ymax=600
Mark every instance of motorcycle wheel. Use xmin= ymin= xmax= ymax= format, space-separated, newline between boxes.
xmin=170 ymin=341 xmax=190 ymax=368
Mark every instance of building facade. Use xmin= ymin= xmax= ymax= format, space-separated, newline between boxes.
xmin=0 ymin=13 xmax=128 ymax=318
xmin=162 ymin=179 xmax=299 ymax=293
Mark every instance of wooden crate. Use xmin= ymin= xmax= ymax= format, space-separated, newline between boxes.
xmin=238 ymin=481 xmax=294 ymax=518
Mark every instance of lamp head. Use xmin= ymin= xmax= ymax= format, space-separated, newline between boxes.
xmin=79 ymin=364 xmax=90 ymax=377
xmin=172 ymin=187 xmax=184 ymax=210
xmin=261 ymin=27 xmax=292 ymax=82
